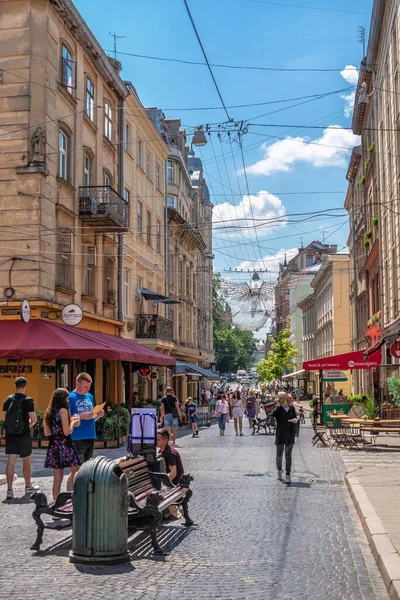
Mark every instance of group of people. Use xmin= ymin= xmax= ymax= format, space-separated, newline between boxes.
xmin=3 ymin=373 xmax=104 ymax=501
xmin=215 ymin=390 xmax=260 ymax=436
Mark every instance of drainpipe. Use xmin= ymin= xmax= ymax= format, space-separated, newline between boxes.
xmin=118 ymin=97 xmax=124 ymax=323
xmin=351 ymin=178 xmax=359 ymax=394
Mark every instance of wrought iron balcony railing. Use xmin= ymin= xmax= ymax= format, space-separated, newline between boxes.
xmin=79 ymin=186 xmax=129 ymax=232
xmin=135 ymin=314 xmax=173 ymax=342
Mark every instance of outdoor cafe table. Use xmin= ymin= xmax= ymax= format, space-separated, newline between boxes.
xmin=328 ymin=414 xmax=400 ymax=425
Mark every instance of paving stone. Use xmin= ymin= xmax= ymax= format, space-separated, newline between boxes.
xmin=0 ymin=422 xmax=389 ymax=599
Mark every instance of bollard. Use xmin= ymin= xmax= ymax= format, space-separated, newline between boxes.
xmin=69 ymin=456 xmax=130 ymax=565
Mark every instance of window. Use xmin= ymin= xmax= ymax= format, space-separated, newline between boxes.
xmin=124 ymin=188 xmax=130 ymax=203
xmin=58 ymin=129 xmax=70 ymax=182
xmin=147 ymin=210 xmax=152 ymax=246
xmin=137 ymin=277 xmax=143 ymax=313
xmin=61 ymin=44 xmax=75 ymax=95
xmin=104 ymin=171 xmax=112 ymax=188
xmin=85 ymin=77 xmax=94 ymax=121
xmin=167 ymin=196 xmax=176 ymax=208
xmin=156 ymin=220 xmax=161 ymax=253
xmin=125 ymin=123 xmax=131 ymax=154
xmin=83 ymin=153 xmax=91 ymax=187
xmin=167 ymin=160 xmax=174 ymax=183
xmin=123 ymin=268 xmax=130 ymax=317
xmin=56 ymin=230 xmax=73 ymax=289
xmin=104 ymin=102 xmax=112 ymax=141
xmin=83 ymin=246 xmax=96 ymax=297
xmin=137 ymin=201 xmax=143 ymax=238
xmin=178 ymin=261 xmax=183 ymax=293
xmin=146 ymin=152 xmax=151 ymax=178
xmin=104 ymin=257 xmax=114 ymax=303
xmin=156 ymin=164 xmax=161 ymax=190
xmin=186 ymin=266 xmax=191 ymax=297
xmin=137 ymin=140 xmax=143 ymax=168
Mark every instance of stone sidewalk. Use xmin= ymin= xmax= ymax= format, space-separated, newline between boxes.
xmin=341 ymin=447 xmax=400 ymax=600
xmin=0 ymin=421 xmax=389 ymax=599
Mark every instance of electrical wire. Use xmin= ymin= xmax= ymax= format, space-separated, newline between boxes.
xmin=245 ymin=0 xmax=369 ymax=16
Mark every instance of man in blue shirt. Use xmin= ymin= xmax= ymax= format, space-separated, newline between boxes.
xmin=67 ymin=372 xmax=103 ymax=491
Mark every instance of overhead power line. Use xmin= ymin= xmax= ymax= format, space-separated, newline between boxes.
xmin=245 ymin=0 xmax=369 ymax=16
xmin=108 ymin=49 xmax=361 ymax=73
xmin=182 ymin=0 xmax=231 ymax=121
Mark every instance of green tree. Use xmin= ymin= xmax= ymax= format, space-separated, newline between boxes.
xmin=214 ymin=327 xmax=256 ymax=373
xmin=212 ymin=272 xmax=231 ymax=330
xmin=255 ymin=326 xmax=298 ymax=382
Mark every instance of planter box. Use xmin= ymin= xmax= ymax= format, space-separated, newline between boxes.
xmin=41 ymin=440 xmax=49 ymax=448
xmin=95 ymin=441 xmax=105 ymax=449
xmin=106 ymin=440 xmax=118 ymax=448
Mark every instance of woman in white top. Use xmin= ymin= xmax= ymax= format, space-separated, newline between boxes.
xmin=215 ymin=395 xmax=229 ymax=436
xmin=231 ymin=390 xmax=245 ymax=436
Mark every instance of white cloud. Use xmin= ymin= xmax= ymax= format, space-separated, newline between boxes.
xmin=234 ymin=248 xmax=298 ymax=274
xmin=340 ymin=64 xmax=359 ymax=118
xmin=245 ymin=126 xmax=359 ymax=177
xmin=213 ymin=190 xmax=286 ymax=237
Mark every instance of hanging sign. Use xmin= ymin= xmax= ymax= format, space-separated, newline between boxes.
xmin=148 ymin=369 xmax=159 ymax=381
xmin=138 ymin=367 xmax=151 ymax=378
xmin=390 ymin=341 xmax=400 ymax=359
xmin=322 ymin=369 xmax=348 ymax=382
xmin=61 ymin=303 xmax=83 ymax=327
xmin=20 ymin=300 xmax=31 ymax=324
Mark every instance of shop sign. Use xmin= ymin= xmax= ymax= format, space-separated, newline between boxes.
xmin=2 ymin=309 xmax=20 ymax=316
xmin=61 ymin=303 xmax=83 ymax=327
xmin=21 ymin=300 xmax=31 ymax=323
xmin=322 ymin=369 xmax=348 ymax=382
xmin=390 ymin=341 xmax=400 ymax=359
xmin=0 ymin=365 xmax=32 ymax=374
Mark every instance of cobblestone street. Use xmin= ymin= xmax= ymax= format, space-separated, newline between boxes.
xmin=0 ymin=422 xmax=389 ymax=600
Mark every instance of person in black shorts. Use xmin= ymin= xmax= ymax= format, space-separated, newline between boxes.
xmin=3 ymin=377 xmax=40 ymax=499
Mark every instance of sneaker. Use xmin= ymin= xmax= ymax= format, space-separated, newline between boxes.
xmin=285 ymin=475 xmax=291 ymax=484
xmin=235 ymin=432 xmax=238 ymax=436
xmin=6 ymin=489 xmax=13 ymax=499
xmin=195 ymin=431 xmax=199 ymax=437
xmin=240 ymin=432 xmax=244 ymax=436
xmin=192 ymin=433 xmax=196 ymax=438
xmin=276 ymin=471 xmax=283 ymax=481
xmin=25 ymin=483 xmax=40 ymax=494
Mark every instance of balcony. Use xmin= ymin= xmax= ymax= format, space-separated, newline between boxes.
xmin=135 ymin=314 xmax=173 ymax=342
xmin=79 ymin=186 xmax=129 ymax=232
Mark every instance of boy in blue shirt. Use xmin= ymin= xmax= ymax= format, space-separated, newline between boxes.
xmin=67 ymin=372 xmax=104 ymax=490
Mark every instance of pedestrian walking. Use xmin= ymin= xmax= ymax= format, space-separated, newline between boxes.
xmin=67 ymin=372 xmax=104 ymax=491
xmin=215 ymin=395 xmax=229 ymax=436
xmin=43 ymin=388 xmax=81 ymax=501
xmin=287 ymin=394 xmax=301 ymax=438
xmin=186 ymin=397 xmax=199 ymax=438
xmin=271 ymin=391 xmax=299 ymax=484
xmin=231 ymin=390 xmax=245 ymax=436
xmin=246 ymin=391 xmax=257 ymax=428
xmin=3 ymin=376 xmax=39 ymax=499
xmin=160 ymin=386 xmax=182 ymax=446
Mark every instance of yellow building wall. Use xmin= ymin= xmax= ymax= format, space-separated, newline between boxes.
xmin=332 ymin=260 xmax=352 ymax=395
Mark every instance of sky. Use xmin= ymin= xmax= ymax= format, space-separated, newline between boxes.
xmin=74 ymin=0 xmax=372 ymax=334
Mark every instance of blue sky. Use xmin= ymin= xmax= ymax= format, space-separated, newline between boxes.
xmin=75 ymin=0 xmax=372 ymax=281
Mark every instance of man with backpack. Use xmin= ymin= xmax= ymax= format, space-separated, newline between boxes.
xmin=3 ymin=377 xmax=39 ymax=499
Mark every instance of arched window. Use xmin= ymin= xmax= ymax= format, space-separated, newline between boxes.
xmin=104 ymin=102 xmax=112 ymax=141
xmin=85 ymin=77 xmax=95 ymax=121
xmin=61 ymin=43 xmax=75 ymax=95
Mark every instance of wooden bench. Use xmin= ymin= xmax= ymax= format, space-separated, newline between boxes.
xmin=30 ymin=455 xmax=194 ymax=555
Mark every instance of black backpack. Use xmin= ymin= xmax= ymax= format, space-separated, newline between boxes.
xmin=5 ymin=395 xmax=27 ymax=435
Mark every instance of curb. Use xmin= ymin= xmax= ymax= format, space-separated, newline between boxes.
xmin=345 ymin=474 xmax=400 ymax=600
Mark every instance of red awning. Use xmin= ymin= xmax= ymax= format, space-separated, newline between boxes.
xmin=303 ymin=348 xmax=382 ymax=371
xmin=0 ymin=319 xmax=175 ymax=366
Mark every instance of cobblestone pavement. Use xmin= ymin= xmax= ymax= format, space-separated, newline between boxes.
xmin=0 ymin=422 xmax=389 ymax=600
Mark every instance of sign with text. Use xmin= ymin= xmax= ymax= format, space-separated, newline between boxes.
xmin=390 ymin=341 xmax=400 ymax=359
xmin=20 ymin=300 xmax=31 ymax=324
xmin=61 ymin=303 xmax=83 ymax=327
xmin=304 ymin=348 xmax=382 ymax=371
xmin=322 ymin=369 xmax=348 ymax=382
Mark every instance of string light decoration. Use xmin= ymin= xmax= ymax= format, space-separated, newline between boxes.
xmin=220 ymin=272 xmax=275 ymax=331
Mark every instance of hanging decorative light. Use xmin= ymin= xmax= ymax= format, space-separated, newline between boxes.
xmin=192 ymin=125 xmax=208 ymax=147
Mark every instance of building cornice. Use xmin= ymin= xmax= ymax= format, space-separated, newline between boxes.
xmin=49 ymin=0 xmax=129 ymax=99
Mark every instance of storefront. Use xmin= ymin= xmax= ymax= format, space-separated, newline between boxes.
xmin=0 ymin=318 xmax=175 ymax=412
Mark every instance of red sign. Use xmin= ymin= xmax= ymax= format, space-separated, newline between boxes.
xmin=390 ymin=341 xmax=400 ymax=359
xmin=303 ymin=348 xmax=382 ymax=371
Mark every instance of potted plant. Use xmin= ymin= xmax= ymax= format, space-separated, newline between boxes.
xmin=107 ymin=289 xmax=116 ymax=305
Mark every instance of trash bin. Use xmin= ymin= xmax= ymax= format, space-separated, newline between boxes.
xmin=69 ymin=456 xmax=130 ymax=565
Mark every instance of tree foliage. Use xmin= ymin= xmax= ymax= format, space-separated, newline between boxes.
xmin=255 ymin=326 xmax=298 ymax=382
xmin=213 ymin=272 xmax=256 ymax=372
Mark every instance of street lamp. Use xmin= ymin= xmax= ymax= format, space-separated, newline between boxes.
xmin=192 ymin=125 xmax=208 ymax=147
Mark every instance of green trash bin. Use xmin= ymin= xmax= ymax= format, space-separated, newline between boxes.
xmin=69 ymin=456 xmax=131 ymax=565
